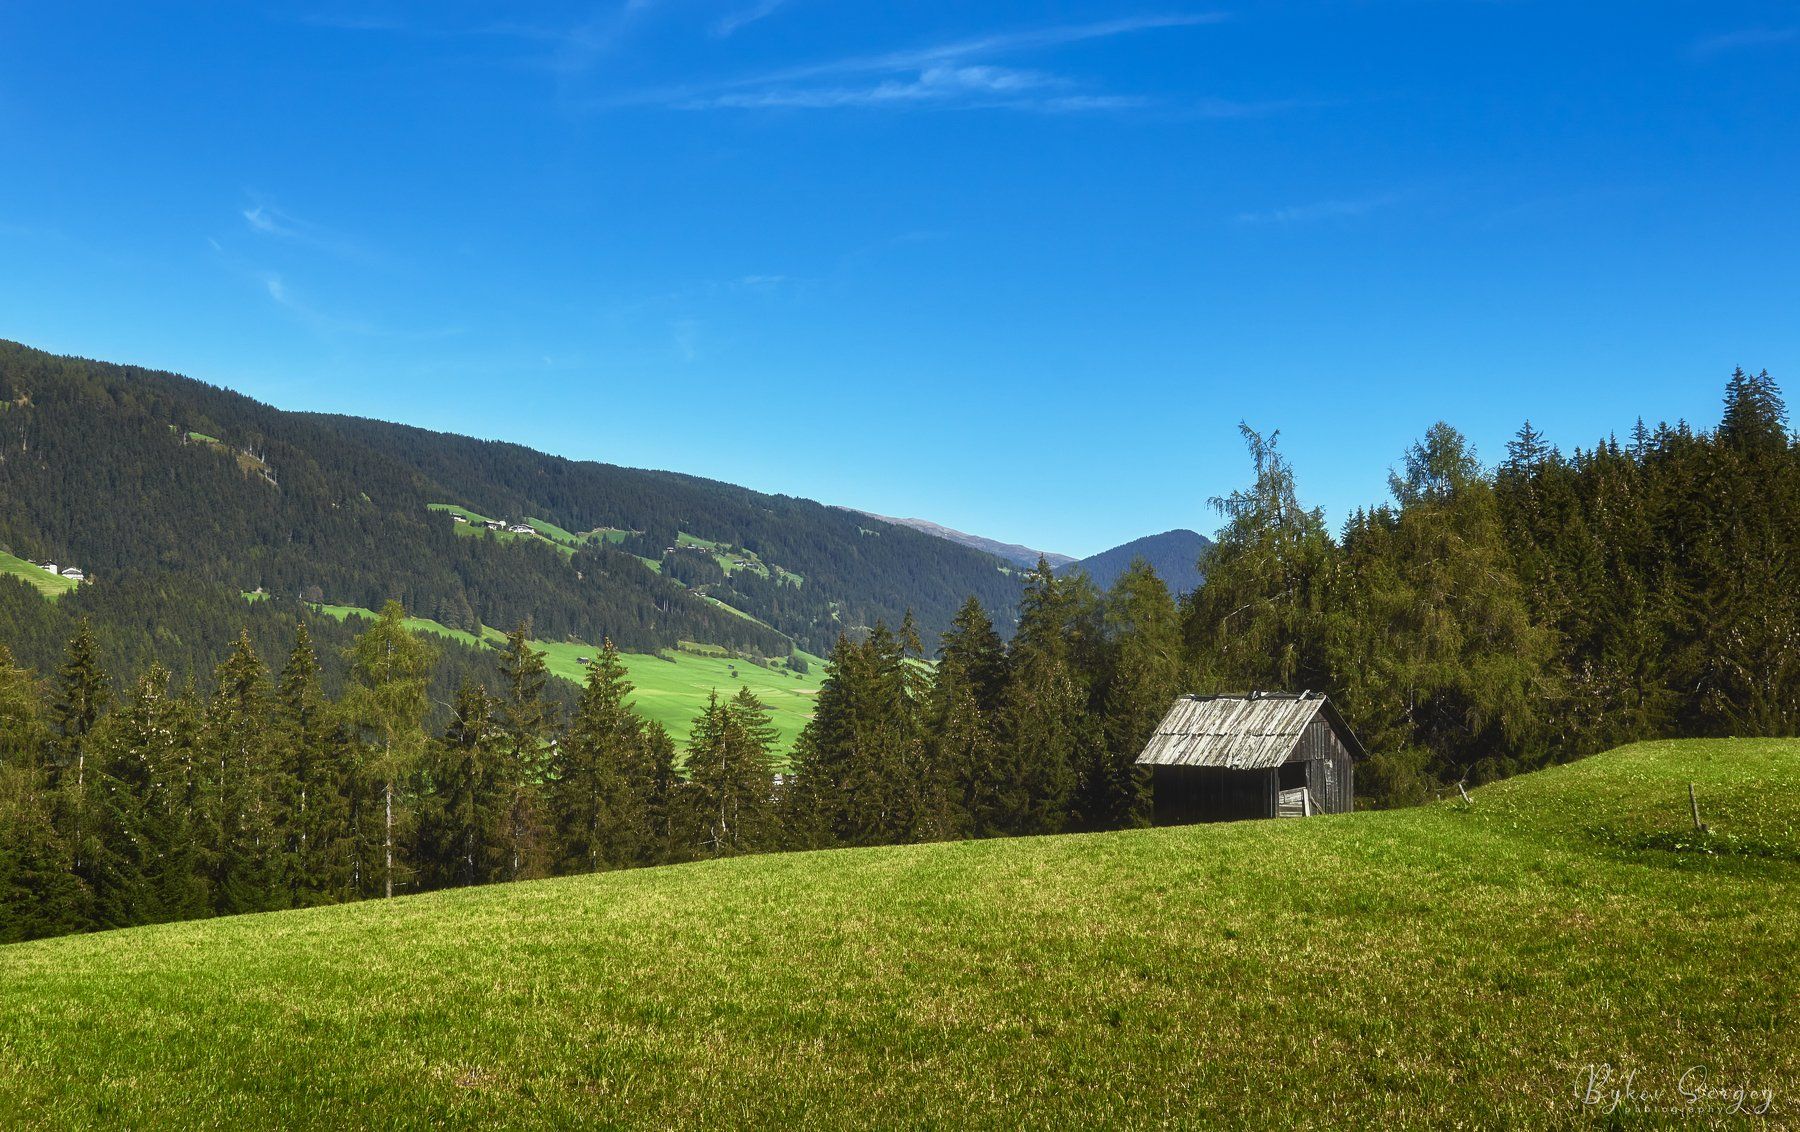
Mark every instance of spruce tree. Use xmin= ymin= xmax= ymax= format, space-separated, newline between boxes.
xmin=1085 ymin=561 xmax=1181 ymax=830
xmin=277 ymin=620 xmax=354 ymax=905
xmin=50 ymin=620 xmax=109 ymax=883
xmin=0 ymin=647 xmax=86 ymax=941
xmin=88 ymin=665 xmax=209 ymax=927
xmin=550 ymin=642 xmax=643 ymax=874
xmin=204 ymin=631 xmax=284 ymax=914
xmin=495 ymin=622 xmax=556 ymax=882
xmin=680 ymin=689 xmax=777 ymax=857
xmin=50 ymin=619 xmax=109 ymax=790
xmin=991 ymin=562 xmax=1082 ymax=836
xmin=416 ymin=680 xmax=505 ymax=888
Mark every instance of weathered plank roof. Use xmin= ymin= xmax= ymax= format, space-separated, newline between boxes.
xmin=1134 ymin=693 xmax=1365 ymax=769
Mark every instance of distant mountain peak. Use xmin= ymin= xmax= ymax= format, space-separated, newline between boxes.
xmin=847 ymin=511 xmax=1077 ymax=570
xmin=1057 ymin=528 xmax=1214 ymax=594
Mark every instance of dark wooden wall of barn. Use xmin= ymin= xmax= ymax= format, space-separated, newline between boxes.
xmin=1151 ymin=766 xmax=1277 ymax=824
xmin=1288 ymin=719 xmax=1355 ymax=813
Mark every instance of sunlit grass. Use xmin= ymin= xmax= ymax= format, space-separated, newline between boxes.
xmin=1 ymin=739 xmax=1793 ymax=1128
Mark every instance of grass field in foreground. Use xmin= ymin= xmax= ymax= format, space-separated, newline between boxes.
xmin=0 ymin=550 xmax=77 ymax=598
xmin=304 ymin=602 xmax=825 ymax=753
xmin=1 ymin=739 xmax=1794 ymax=1129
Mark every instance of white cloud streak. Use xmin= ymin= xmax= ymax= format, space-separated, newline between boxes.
xmin=614 ymin=12 xmax=1228 ymax=113
xmin=241 ymin=200 xmax=372 ymax=263
xmin=1692 ymin=26 xmax=1799 ymax=56
xmin=1234 ymin=193 xmax=1401 ymax=225
xmin=713 ymin=0 xmax=790 ymax=38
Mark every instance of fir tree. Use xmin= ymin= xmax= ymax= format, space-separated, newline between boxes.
xmin=1720 ymin=367 xmax=1789 ymax=453
xmin=680 ymin=689 xmax=777 ymax=857
xmin=991 ymin=562 xmax=1082 ymax=836
xmin=204 ymin=631 xmax=284 ymax=914
xmin=0 ymin=647 xmax=86 ymax=941
xmin=1084 ymin=561 xmax=1181 ymax=829
xmin=415 ymin=681 xmax=505 ymax=889
xmin=88 ymin=666 xmax=209 ymax=927
xmin=495 ymin=622 xmax=556 ymax=882
xmin=550 ymin=642 xmax=643 ymax=874
xmin=277 ymin=620 xmax=355 ymax=905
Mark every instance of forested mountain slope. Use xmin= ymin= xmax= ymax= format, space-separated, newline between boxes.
xmin=1060 ymin=528 xmax=1213 ymax=593
xmin=0 ymin=340 xmax=1023 ymax=661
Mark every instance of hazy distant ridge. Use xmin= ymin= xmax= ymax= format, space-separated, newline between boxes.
xmin=850 ymin=511 xmax=1077 ymax=569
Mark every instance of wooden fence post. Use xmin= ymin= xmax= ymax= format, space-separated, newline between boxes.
xmin=1688 ymin=783 xmax=1707 ymax=834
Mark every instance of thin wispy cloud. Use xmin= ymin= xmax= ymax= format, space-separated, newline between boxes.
xmin=612 ymin=12 xmax=1226 ymax=113
xmin=241 ymin=200 xmax=372 ymax=263
xmin=1234 ymin=193 xmax=1401 ymax=225
xmin=1692 ymin=26 xmax=1799 ymax=56
xmin=713 ymin=0 xmax=790 ymax=38
xmin=256 ymin=271 xmax=377 ymax=336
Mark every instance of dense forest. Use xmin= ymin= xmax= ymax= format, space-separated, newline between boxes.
xmin=1 ymin=367 xmax=1795 ymax=943
xmin=0 ymin=340 xmax=1025 ymax=665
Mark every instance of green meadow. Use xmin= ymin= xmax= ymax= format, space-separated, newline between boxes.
xmin=0 ymin=739 xmax=1793 ymax=1129
xmin=304 ymin=602 xmax=824 ymax=752
xmin=0 ymin=551 xmax=77 ymax=598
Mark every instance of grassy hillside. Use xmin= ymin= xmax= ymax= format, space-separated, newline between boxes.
xmin=0 ymin=551 xmax=77 ymax=598
xmin=1 ymin=739 xmax=1794 ymax=1127
xmin=304 ymin=601 xmax=825 ymax=752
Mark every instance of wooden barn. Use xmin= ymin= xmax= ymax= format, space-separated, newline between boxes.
xmin=1135 ymin=692 xmax=1364 ymax=824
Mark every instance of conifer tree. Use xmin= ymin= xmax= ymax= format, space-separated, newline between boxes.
xmin=1183 ymin=425 xmax=1338 ymax=692
xmin=1333 ymin=425 xmax=1556 ymax=787
xmin=636 ymin=721 xmax=679 ymax=865
xmin=415 ymin=680 xmax=505 ymax=888
xmin=991 ymin=561 xmax=1083 ymax=836
xmin=87 ymin=665 xmax=209 ymax=927
xmin=277 ymin=620 xmax=354 ymax=905
xmin=680 ymin=689 xmax=777 ymax=857
xmin=50 ymin=620 xmax=109 ymax=881
xmin=204 ymin=631 xmax=284 ymax=914
xmin=495 ymin=622 xmax=556 ymax=882
xmin=342 ymin=601 xmax=434 ymax=899
xmin=1720 ymin=367 xmax=1789 ymax=453
xmin=0 ymin=647 xmax=86 ymax=941
xmin=1083 ymin=561 xmax=1181 ymax=829
xmin=50 ymin=619 xmax=109 ymax=791
xmin=550 ymin=642 xmax=643 ymax=873
xmin=782 ymin=634 xmax=859 ymax=849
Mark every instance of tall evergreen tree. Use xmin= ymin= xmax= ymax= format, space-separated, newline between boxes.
xmin=0 ymin=647 xmax=86 ymax=941
xmin=342 ymin=601 xmax=435 ymax=899
xmin=1334 ymin=425 xmax=1557 ymax=790
xmin=277 ymin=620 xmax=355 ymax=905
xmin=1183 ymin=425 xmax=1338 ymax=692
xmin=991 ymin=561 xmax=1083 ymax=836
xmin=415 ymin=680 xmax=505 ymax=889
xmin=204 ymin=631 xmax=284 ymax=914
xmin=495 ymin=622 xmax=556 ymax=882
xmin=680 ymin=689 xmax=777 ymax=857
xmin=550 ymin=642 xmax=644 ymax=874
xmin=1082 ymin=561 xmax=1181 ymax=829
xmin=87 ymin=666 xmax=209 ymax=927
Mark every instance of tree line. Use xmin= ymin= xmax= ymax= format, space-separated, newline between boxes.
xmin=0 ymin=607 xmax=784 ymax=941
xmin=2 ymin=368 xmax=1794 ymax=943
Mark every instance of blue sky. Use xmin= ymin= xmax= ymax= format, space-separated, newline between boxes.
xmin=1 ymin=2 xmax=1796 ymax=557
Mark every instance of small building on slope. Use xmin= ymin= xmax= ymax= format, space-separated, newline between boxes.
xmin=1135 ymin=692 xmax=1364 ymax=824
